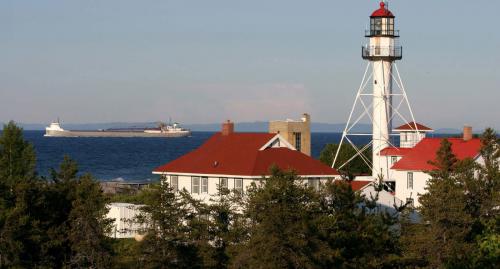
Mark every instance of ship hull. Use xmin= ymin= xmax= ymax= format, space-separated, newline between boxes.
xmin=44 ymin=130 xmax=191 ymax=138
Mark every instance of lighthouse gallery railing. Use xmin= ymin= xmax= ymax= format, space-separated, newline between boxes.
xmin=362 ymin=46 xmax=402 ymax=60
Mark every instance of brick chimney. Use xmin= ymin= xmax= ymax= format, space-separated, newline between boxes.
xmin=221 ymin=120 xmax=234 ymax=136
xmin=463 ymin=125 xmax=473 ymax=141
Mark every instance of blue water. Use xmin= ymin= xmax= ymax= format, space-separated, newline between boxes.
xmin=23 ymin=131 xmax=369 ymax=182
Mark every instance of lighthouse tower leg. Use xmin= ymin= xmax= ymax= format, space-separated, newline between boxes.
xmin=372 ymin=60 xmax=393 ymax=178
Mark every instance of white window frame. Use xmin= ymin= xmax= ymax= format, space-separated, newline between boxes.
xmin=219 ymin=178 xmax=228 ymax=190
xmin=391 ymin=156 xmax=398 ymax=164
xmin=201 ymin=177 xmax=208 ymax=193
xmin=307 ymin=178 xmax=320 ymax=191
xmin=234 ymin=178 xmax=243 ymax=194
xmin=192 ymin=177 xmax=200 ymax=194
xmin=407 ymin=172 xmax=413 ymax=189
xmin=170 ymin=175 xmax=179 ymax=192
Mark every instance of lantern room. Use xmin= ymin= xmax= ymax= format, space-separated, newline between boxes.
xmin=366 ymin=2 xmax=398 ymax=37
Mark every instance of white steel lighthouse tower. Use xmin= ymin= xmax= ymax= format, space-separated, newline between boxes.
xmin=333 ymin=1 xmax=420 ymax=180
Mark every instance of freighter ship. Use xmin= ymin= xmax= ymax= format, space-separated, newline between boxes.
xmin=44 ymin=120 xmax=191 ymax=138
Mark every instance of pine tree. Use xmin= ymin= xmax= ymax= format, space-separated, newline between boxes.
xmin=68 ymin=174 xmax=113 ymax=268
xmin=315 ymin=180 xmax=401 ymax=268
xmin=136 ymin=182 xmax=203 ymax=269
xmin=38 ymin=156 xmax=80 ymax=267
xmin=0 ymin=121 xmax=41 ymax=267
xmin=401 ymin=133 xmax=500 ymax=268
xmin=319 ymin=143 xmax=371 ymax=178
xmin=231 ymin=167 xmax=325 ymax=269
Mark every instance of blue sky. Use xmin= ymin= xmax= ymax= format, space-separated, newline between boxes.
xmin=1 ymin=0 xmax=499 ymax=130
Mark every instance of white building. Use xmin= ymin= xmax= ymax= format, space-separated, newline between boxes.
xmin=350 ymin=180 xmax=404 ymax=213
xmin=381 ymin=126 xmax=482 ymax=207
xmin=153 ymin=121 xmax=341 ymax=202
xmin=107 ymin=203 xmax=146 ymax=239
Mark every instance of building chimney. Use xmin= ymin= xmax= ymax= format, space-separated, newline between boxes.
xmin=463 ymin=125 xmax=473 ymax=141
xmin=221 ymin=120 xmax=234 ymax=136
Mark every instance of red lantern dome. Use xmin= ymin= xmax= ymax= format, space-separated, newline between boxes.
xmin=371 ymin=2 xmax=394 ymax=18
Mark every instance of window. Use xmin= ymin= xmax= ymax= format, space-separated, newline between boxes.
xmin=401 ymin=132 xmax=407 ymax=142
xmin=406 ymin=198 xmax=414 ymax=207
xmin=234 ymin=178 xmax=243 ymax=194
xmin=201 ymin=177 xmax=208 ymax=193
xmin=308 ymin=178 xmax=320 ymax=191
xmin=171 ymin=175 xmax=178 ymax=192
xmin=391 ymin=156 xmax=398 ymax=164
xmin=407 ymin=172 xmax=413 ymax=189
xmin=219 ymin=178 xmax=228 ymax=190
xmin=294 ymin=132 xmax=302 ymax=152
xmin=192 ymin=177 xmax=200 ymax=194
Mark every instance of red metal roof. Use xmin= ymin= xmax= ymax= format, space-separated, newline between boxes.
xmin=391 ymin=138 xmax=481 ymax=171
xmin=379 ymin=147 xmax=413 ymax=156
xmin=350 ymin=181 xmax=372 ymax=191
xmin=154 ymin=132 xmax=339 ymax=177
xmin=371 ymin=2 xmax=394 ymax=18
xmin=394 ymin=122 xmax=433 ymax=131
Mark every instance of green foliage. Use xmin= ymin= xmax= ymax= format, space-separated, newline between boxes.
xmin=0 ymin=121 xmax=36 ymax=186
xmin=0 ymin=121 xmax=42 ymax=267
xmin=319 ymin=143 xmax=371 ymax=178
xmin=68 ymin=174 xmax=113 ymax=268
xmin=107 ymin=187 xmax=150 ymax=204
xmin=231 ymin=167 xmax=400 ymax=268
xmin=110 ymin=238 xmax=141 ymax=269
xmin=231 ymin=167 xmax=324 ymax=268
xmin=135 ymin=183 xmax=203 ymax=268
xmin=0 ymin=122 xmax=112 ymax=268
xmin=316 ymin=180 xmax=402 ymax=268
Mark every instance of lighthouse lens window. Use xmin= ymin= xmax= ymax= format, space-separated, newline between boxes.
xmin=374 ymin=18 xmax=382 ymax=34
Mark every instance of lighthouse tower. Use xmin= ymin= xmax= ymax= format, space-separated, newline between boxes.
xmin=333 ymin=2 xmax=419 ymax=180
xmin=363 ymin=2 xmax=401 ymax=177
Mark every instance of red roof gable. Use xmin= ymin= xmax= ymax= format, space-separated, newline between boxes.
xmin=391 ymin=138 xmax=481 ymax=171
xmin=379 ymin=147 xmax=412 ymax=156
xmin=394 ymin=122 xmax=433 ymax=131
xmin=350 ymin=181 xmax=372 ymax=191
xmin=154 ymin=132 xmax=339 ymax=177
xmin=371 ymin=2 xmax=394 ymax=18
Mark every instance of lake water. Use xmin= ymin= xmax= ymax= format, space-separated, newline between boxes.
xmin=23 ymin=131 xmax=371 ymax=182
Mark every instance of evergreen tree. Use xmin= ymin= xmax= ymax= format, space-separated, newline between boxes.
xmin=199 ymin=185 xmax=246 ymax=269
xmin=0 ymin=121 xmax=42 ymax=267
xmin=136 ymin=182 xmax=203 ymax=268
xmin=316 ymin=180 xmax=401 ymax=268
xmin=38 ymin=156 xmax=80 ymax=267
xmin=68 ymin=174 xmax=113 ymax=268
xmin=319 ymin=143 xmax=371 ymax=179
xmin=0 ymin=121 xmax=36 ymax=188
xmin=231 ymin=167 xmax=326 ymax=269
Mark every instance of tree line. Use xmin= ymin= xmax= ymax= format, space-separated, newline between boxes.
xmin=0 ymin=121 xmax=498 ymax=268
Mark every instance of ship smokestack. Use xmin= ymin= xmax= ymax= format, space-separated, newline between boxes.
xmin=221 ymin=120 xmax=234 ymax=136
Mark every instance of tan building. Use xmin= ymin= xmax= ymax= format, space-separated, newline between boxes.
xmin=269 ymin=113 xmax=311 ymax=156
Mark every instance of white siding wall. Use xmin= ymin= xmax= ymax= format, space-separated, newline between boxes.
xmin=392 ymin=170 xmax=429 ymax=207
xmin=163 ymin=174 xmax=335 ymax=204
xmin=399 ymin=131 xmax=427 ymax=148
xmin=379 ymin=155 xmax=403 ymax=181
